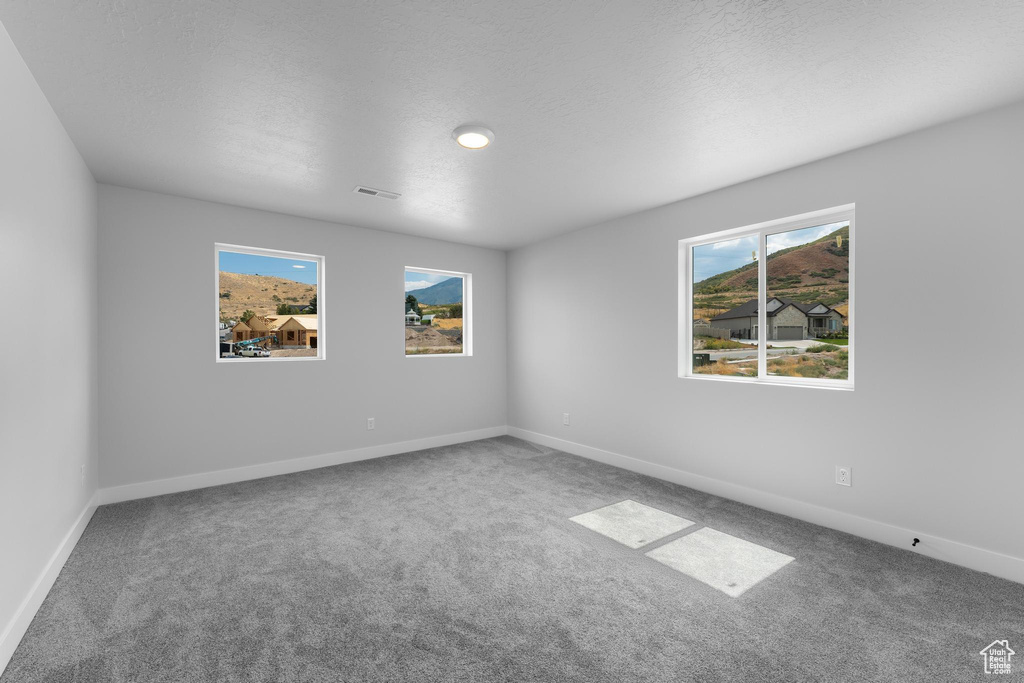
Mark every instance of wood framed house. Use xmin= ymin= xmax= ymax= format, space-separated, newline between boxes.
xmin=230 ymin=314 xmax=278 ymax=346
xmin=274 ymin=315 xmax=318 ymax=349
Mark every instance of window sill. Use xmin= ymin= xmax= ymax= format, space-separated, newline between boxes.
xmin=680 ymin=374 xmax=853 ymax=391
xmin=405 ymin=353 xmax=471 ymax=358
xmin=217 ymin=356 xmax=324 ymax=363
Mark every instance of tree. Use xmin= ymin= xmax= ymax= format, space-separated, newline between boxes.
xmin=308 ymin=294 xmax=317 ymax=313
xmin=449 ymin=303 xmax=463 ymax=319
xmin=276 ymin=303 xmax=297 ymax=315
xmin=405 ymin=294 xmax=421 ymax=316
xmin=241 ymin=310 xmax=255 ymax=323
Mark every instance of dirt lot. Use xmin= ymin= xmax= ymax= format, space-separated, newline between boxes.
xmin=269 ymin=349 xmax=317 ymax=358
xmin=767 ymin=348 xmax=848 ymax=379
xmin=406 ymin=326 xmax=462 ymax=354
xmin=694 ymin=347 xmax=847 ymax=380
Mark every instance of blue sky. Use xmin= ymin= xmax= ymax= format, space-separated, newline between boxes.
xmin=693 ymin=221 xmax=847 ymax=283
xmin=405 ymin=269 xmax=460 ymax=292
xmin=219 ymin=251 xmax=317 ymax=285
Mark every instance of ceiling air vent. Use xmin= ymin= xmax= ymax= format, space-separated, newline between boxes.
xmin=354 ymin=185 xmax=401 ymax=200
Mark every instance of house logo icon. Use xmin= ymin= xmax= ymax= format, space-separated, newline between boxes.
xmin=980 ymin=639 xmax=1014 ymax=674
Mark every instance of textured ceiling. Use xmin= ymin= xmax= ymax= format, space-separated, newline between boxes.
xmin=3 ymin=1 xmax=1024 ymax=249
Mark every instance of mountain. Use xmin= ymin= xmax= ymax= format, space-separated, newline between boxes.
xmin=695 ymin=225 xmax=850 ymax=295
xmin=218 ymin=272 xmax=316 ymax=321
xmin=692 ymin=225 xmax=850 ymax=320
xmin=408 ymin=277 xmax=463 ymax=305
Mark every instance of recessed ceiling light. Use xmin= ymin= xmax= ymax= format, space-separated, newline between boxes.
xmin=453 ymin=125 xmax=494 ymax=150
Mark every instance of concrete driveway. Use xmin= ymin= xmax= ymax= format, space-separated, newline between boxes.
xmin=765 ymin=339 xmax=822 ymax=351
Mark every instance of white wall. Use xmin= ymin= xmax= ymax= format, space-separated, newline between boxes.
xmin=98 ymin=185 xmax=507 ymax=489
xmin=0 ymin=21 xmax=98 ymax=669
xmin=508 ymin=101 xmax=1024 ymax=578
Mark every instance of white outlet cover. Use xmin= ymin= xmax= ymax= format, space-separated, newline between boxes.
xmin=836 ymin=466 xmax=852 ymax=486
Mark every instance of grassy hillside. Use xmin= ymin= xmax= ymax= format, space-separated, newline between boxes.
xmin=410 ymin=277 xmax=463 ymax=305
xmin=219 ymin=272 xmax=316 ymax=321
xmin=693 ymin=225 xmax=850 ymax=320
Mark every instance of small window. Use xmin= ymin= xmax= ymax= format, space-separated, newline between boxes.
xmin=404 ymin=267 xmax=471 ymax=357
xmin=679 ymin=205 xmax=853 ymax=389
xmin=216 ymin=244 xmax=324 ymax=362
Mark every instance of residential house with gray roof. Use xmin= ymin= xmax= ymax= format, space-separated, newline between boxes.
xmin=710 ymin=297 xmax=844 ymax=340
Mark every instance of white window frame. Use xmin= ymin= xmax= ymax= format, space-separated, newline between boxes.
xmin=215 ymin=243 xmax=325 ymax=363
xmin=678 ymin=204 xmax=854 ymax=390
xmin=404 ymin=266 xmax=472 ymax=358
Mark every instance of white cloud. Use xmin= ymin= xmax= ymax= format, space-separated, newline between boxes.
xmin=405 ymin=280 xmax=432 ymax=291
xmin=292 ymin=264 xmax=306 ymax=269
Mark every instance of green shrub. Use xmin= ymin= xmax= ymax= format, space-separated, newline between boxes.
xmin=807 ymin=344 xmax=840 ymax=353
xmin=768 ymin=274 xmax=802 ymax=287
xmin=699 ymin=337 xmax=752 ymax=350
xmin=793 ymin=364 xmax=826 ymax=378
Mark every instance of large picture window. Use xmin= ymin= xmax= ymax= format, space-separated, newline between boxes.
xmin=680 ymin=205 xmax=853 ymax=389
xmin=216 ymin=244 xmax=324 ymax=362
xmin=404 ymin=267 xmax=471 ymax=356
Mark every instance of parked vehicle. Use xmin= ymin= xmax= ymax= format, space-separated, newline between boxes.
xmin=238 ymin=346 xmax=270 ymax=357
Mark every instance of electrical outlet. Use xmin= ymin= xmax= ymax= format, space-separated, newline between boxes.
xmin=562 ymin=413 xmax=570 ymax=426
xmin=836 ymin=466 xmax=851 ymax=487
xmin=367 ymin=417 xmax=375 ymax=431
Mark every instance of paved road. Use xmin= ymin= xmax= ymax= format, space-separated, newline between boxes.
xmin=768 ymin=339 xmax=839 ymax=351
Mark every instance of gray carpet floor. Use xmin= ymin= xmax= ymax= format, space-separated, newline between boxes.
xmin=4 ymin=436 xmax=1022 ymax=682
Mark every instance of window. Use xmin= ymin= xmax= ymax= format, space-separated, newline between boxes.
xmin=680 ymin=205 xmax=853 ymax=389
xmin=216 ymin=244 xmax=324 ymax=362
xmin=404 ymin=267 xmax=471 ymax=356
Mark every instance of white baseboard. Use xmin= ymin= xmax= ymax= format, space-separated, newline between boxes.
xmin=0 ymin=494 xmax=98 ymax=677
xmin=508 ymin=427 xmax=1024 ymax=585
xmin=98 ymin=426 xmax=508 ymax=505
